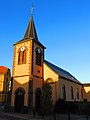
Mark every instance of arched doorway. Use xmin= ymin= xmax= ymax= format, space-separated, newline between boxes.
xmin=35 ymin=88 xmax=41 ymax=112
xmin=15 ymin=89 xmax=24 ymax=112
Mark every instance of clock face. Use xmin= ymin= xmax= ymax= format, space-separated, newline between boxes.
xmin=21 ymin=46 xmax=25 ymax=51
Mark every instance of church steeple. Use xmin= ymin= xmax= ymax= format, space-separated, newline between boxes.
xmin=24 ymin=16 xmax=38 ymax=40
xmin=14 ymin=15 xmax=45 ymax=49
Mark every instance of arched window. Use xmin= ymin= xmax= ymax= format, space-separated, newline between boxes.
xmin=71 ymin=86 xmax=74 ymax=100
xmin=22 ymin=50 xmax=26 ymax=63
xmin=62 ymin=85 xmax=66 ymax=100
xmin=17 ymin=90 xmax=23 ymax=96
xmin=76 ymin=88 xmax=79 ymax=99
xmin=46 ymin=78 xmax=54 ymax=84
xmin=18 ymin=51 xmax=22 ymax=64
xmin=36 ymin=48 xmax=42 ymax=66
xmin=18 ymin=46 xmax=27 ymax=64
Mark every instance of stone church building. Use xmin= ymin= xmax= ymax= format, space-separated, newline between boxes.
xmin=11 ymin=15 xmax=83 ymax=112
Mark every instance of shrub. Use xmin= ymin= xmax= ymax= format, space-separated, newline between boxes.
xmin=54 ymin=99 xmax=67 ymax=113
xmin=40 ymin=83 xmax=53 ymax=115
xmin=21 ymin=106 xmax=28 ymax=114
xmin=54 ymin=99 xmax=78 ymax=113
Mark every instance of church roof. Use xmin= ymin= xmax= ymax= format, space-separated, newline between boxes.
xmin=0 ymin=66 xmax=8 ymax=74
xmin=14 ymin=16 xmax=45 ymax=48
xmin=24 ymin=16 xmax=38 ymax=40
xmin=44 ymin=60 xmax=81 ymax=84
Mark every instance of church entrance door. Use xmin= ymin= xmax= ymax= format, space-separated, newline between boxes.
xmin=15 ymin=90 xmax=24 ymax=112
xmin=35 ymin=88 xmax=41 ymax=112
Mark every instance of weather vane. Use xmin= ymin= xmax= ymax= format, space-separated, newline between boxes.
xmin=30 ymin=5 xmax=34 ymax=15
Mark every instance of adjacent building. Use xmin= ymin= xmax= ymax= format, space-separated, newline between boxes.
xmin=0 ymin=66 xmax=11 ymax=106
xmin=83 ymin=83 xmax=90 ymax=101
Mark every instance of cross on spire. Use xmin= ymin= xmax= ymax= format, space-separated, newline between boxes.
xmin=30 ymin=5 xmax=34 ymax=15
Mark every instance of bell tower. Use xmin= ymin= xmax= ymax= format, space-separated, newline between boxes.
xmin=11 ymin=15 xmax=45 ymax=112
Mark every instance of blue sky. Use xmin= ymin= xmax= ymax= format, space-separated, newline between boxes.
xmin=0 ymin=0 xmax=90 ymax=83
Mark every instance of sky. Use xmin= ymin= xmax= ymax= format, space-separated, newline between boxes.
xmin=0 ymin=0 xmax=90 ymax=83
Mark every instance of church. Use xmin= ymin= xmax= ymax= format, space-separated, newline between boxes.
xmin=11 ymin=15 xmax=84 ymax=112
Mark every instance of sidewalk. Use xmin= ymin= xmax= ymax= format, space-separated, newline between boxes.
xmin=1 ymin=112 xmax=44 ymax=120
xmin=1 ymin=112 xmax=90 ymax=120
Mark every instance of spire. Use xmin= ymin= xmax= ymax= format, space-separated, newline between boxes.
xmin=14 ymin=8 xmax=46 ymax=49
xmin=24 ymin=15 xmax=38 ymax=40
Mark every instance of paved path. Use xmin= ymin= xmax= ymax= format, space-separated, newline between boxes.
xmin=77 ymin=118 xmax=87 ymax=120
xmin=0 ymin=112 xmax=43 ymax=120
xmin=73 ymin=117 xmax=90 ymax=120
xmin=0 ymin=112 xmax=90 ymax=120
xmin=0 ymin=113 xmax=21 ymax=120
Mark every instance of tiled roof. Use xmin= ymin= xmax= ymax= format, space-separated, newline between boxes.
xmin=44 ymin=60 xmax=81 ymax=84
xmin=0 ymin=66 xmax=8 ymax=74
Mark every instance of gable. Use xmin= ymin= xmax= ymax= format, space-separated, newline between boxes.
xmin=43 ymin=62 xmax=58 ymax=82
